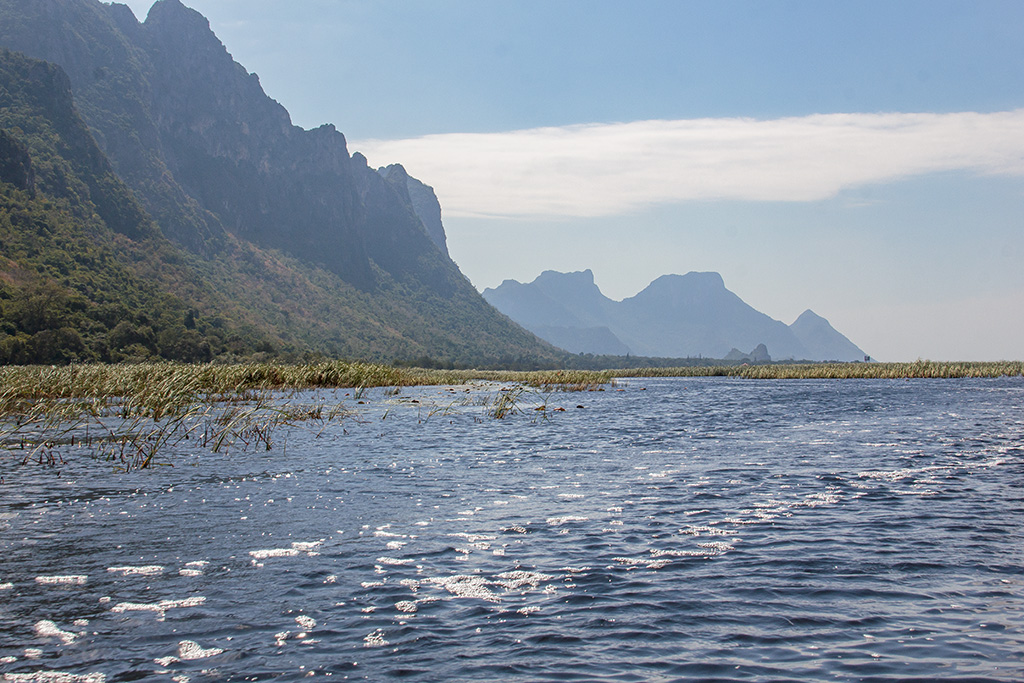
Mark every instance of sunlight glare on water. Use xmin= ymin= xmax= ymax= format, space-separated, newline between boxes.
xmin=1 ymin=377 xmax=1023 ymax=681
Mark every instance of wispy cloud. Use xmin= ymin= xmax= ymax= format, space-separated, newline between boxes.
xmin=352 ymin=110 xmax=1024 ymax=219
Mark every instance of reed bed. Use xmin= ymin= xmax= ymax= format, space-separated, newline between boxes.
xmin=14 ymin=358 xmax=1018 ymax=471
xmin=402 ymin=368 xmax=612 ymax=391
xmin=615 ymin=361 xmax=1024 ymax=380
xmin=0 ymin=362 xmax=612 ymax=469
xmin=0 ymin=362 xmax=612 ymax=403
xmin=0 ymin=386 xmax=352 ymax=472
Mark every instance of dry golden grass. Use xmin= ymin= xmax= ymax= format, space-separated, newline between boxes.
xmin=614 ymin=361 xmax=1024 ymax=380
xmin=0 ymin=362 xmax=613 ymax=469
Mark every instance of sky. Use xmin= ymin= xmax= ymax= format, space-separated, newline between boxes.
xmin=119 ymin=0 xmax=1024 ymax=361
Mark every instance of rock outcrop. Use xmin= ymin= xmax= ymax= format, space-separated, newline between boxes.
xmin=379 ymin=164 xmax=449 ymax=258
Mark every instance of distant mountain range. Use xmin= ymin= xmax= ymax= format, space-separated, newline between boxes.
xmin=483 ymin=270 xmax=867 ymax=361
xmin=0 ymin=0 xmax=557 ymax=365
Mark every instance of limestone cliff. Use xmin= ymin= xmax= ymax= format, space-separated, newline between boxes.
xmin=379 ymin=163 xmax=449 ymax=258
xmin=0 ymin=0 xmax=556 ymax=364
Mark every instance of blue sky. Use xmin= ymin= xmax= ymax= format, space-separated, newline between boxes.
xmin=121 ymin=0 xmax=1024 ymax=361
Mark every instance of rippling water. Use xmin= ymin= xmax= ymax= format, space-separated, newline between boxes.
xmin=2 ymin=377 xmax=1023 ymax=682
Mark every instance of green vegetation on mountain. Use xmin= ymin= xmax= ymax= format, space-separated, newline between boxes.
xmin=0 ymin=0 xmax=560 ymax=367
xmin=0 ymin=49 xmax=262 ymax=364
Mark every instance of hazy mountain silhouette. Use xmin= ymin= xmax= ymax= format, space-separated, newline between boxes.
xmin=482 ymin=270 xmax=629 ymax=355
xmin=789 ymin=309 xmax=868 ymax=361
xmin=484 ymin=270 xmax=867 ymax=361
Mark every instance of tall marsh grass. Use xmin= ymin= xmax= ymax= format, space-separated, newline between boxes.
xmin=0 ymin=362 xmax=613 ymax=403
xmin=615 ymin=361 xmax=1024 ymax=380
xmin=11 ymin=358 xmax=1015 ymax=471
xmin=0 ymin=362 xmax=613 ymax=469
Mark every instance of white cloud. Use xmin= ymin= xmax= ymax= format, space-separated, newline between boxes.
xmin=352 ymin=110 xmax=1024 ymax=219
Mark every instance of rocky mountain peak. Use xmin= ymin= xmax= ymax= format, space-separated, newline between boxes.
xmin=626 ymin=272 xmax=732 ymax=315
xmin=144 ymin=0 xmax=294 ymax=136
xmin=793 ymin=309 xmax=825 ymax=325
xmin=789 ymin=309 xmax=867 ymax=361
xmin=378 ymin=163 xmax=449 ymax=257
xmin=105 ymin=2 xmax=141 ymax=31
xmin=533 ymin=269 xmax=598 ymax=293
xmin=145 ymin=0 xmax=205 ymax=30
xmin=644 ymin=271 xmax=725 ymax=293
xmin=379 ymin=163 xmax=413 ymax=202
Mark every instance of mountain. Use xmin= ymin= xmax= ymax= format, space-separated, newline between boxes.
xmin=0 ymin=48 xmax=254 ymax=363
xmin=483 ymin=270 xmax=628 ymax=355
xmin=379 ymin=164 xmax=449 ymax=258
xmin=789 ymin=309 xmax=868 ymax=361
xmin=483 ymin=270 xmax=867 ymax=361
xmin=724 ymin=344 xmax=772 ymax=363
xmin=0 ymin=0 xmax=557 ymax=365
xmin=616 ymin=272 xmax=811 ymax=359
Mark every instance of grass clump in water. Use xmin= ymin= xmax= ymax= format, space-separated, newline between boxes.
xmin=489 ymin=386 xmax=527 ymax=419
xmin=0 ymin=362 xmax=613 ymax=469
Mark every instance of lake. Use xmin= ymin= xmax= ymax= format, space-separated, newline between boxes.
xmin=2 ymin=377 xmax=1023 ymax=681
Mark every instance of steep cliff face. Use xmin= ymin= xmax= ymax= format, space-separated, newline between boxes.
xmin=379 ymin=163 xmax=449 ymax=258
xmin=0 ymin=0 xmax=460 ymax=287
xmin=349 ymin=153 xmax=454 ymax=294
xmin=0 ymin=0 xmax=225 ymax=252
xmin=0 ymin=0 xmax=558 ymax=364
xmin=140 ymin=0 xmax=374 ymax=285
xmin=0 ymin=48 xmax=152 ymax=239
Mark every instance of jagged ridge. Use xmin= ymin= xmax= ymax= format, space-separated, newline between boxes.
xmin=484 ymin=269 xmax=867 ymax=361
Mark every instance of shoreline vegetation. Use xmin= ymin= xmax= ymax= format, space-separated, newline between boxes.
xmin=615 ymin=360 xmax=1024 ymax=380
xmin=1 ymin=360 xmax=1021 ymax=471
xmin=3 ymin=359 xmax=1020 ymax=400
xmin=0 ymin=362 xmax=612 ymax=471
